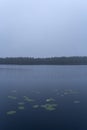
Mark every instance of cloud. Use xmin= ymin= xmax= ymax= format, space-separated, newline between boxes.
xmin=0 ymin=0 xmax=87 ymax=57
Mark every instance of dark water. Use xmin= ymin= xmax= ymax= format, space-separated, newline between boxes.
xmin=0 ymin=65 xmax=87 ymax=130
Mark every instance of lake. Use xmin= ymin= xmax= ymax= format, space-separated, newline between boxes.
xmin=0 ymin=65 xmax=87 ymax=130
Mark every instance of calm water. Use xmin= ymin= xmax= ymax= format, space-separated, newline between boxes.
xmin=0 ymin=65 xmax=87 ymax=130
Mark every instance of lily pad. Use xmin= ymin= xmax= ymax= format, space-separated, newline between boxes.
xmin=7 ymin=111 xmax=16 ymax=115
xmin=33 ymin=105 xmax=39 ymax=109
xmin=18 ymin=102 xmax=25 ymax=105
xmin=8 ymin=96 xmax=17 ymax=100
xmin=24 ymin=96 xmax=34 ymax=102
xmin=41 ymin=104 xmax=57 ymax=111
xmin=46 ymin=98 xmax=55 ymax=102
xmin=18 ymin=106 xmax=25 ymax=110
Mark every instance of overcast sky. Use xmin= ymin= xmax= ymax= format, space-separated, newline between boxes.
xmin=0 ymin=0 xmax=87 ymax=57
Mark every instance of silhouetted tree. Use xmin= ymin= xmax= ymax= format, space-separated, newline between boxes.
xmin=0 ymin=57 xmax=87 ymax=65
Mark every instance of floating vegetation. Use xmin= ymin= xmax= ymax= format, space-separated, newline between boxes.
xmin=18 ymin=106 xmax=25 ymax=110
xmin=24 ymin=96 xmax=34 ymax=102
xmin=33 ymin=105 xmax=39 ymax=109
xmin=74 ymin=100 xmax=80 ymax=104
xmin=64 ymin=89 xmax=80 ymax=95
xmin=8 ymin=96 xmax=17 ymax=100
xmin=18 ymin=102 xmax=25 ymax=105
xmin=46 ymin=98 xmax=55 ymax=102
xmin=7 ymin=111 xmax=16 ymax=115
xmin=41 ymin=104 xmax=57 ymax=111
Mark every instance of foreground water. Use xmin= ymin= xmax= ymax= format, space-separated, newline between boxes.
xmin=0 ymin=65 xmax=87 ymax=130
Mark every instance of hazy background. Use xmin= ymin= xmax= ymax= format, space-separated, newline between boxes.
xmin=0 ymin=0 xmax=87 ymax=57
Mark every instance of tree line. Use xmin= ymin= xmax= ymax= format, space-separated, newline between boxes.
xmin=0 ymin=57 xmax=87 ymax=65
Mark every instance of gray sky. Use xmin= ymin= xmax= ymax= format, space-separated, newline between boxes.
xmin=0 ymin=0 xmax=87 ymax=57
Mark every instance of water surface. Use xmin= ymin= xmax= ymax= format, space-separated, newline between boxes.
xmin=0 ymin=65 xmax=87 ymax=130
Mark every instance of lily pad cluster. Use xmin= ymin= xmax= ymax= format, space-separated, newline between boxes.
xmin=18 ymin=102 xmax=25 ymax=110
xmin=24 ymin=96 xmax=34 ymax=102
xmin=64 ymin=89 xmax=80 ymax=95
xmin=55 ymin=89 xmax=80 ymax=97
xmin=41 ymin=104 xmax=57 ymax=111
xmin=6 ymin=88 xmax=80 ymax=116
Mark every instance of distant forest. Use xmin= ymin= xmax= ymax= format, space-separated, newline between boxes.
xmin=0 ymin=57 xmax=87 ymax=65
